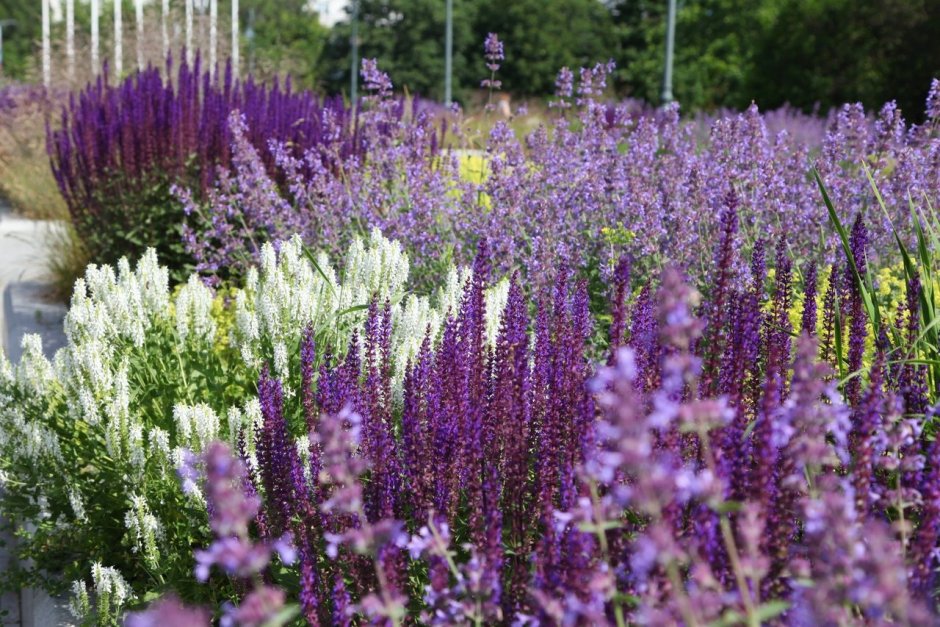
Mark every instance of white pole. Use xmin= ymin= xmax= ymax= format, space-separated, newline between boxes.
xmin=42 ymin=0 xmax=51 ymax=88
xmin=209 ymin=0 xmax=217 ymax=76
xmin=91 ymin=0 xmax=99 ymax=75
xmin=662 ymin=0 xmax=677 ymax=103
xmin=185 ymin=0 xmax=193 ymax=65
xmin=162 ymin=0 xmax=169 ymax=61
xmin=114 ymin=0 xmax=123 ymax=76
xmin=231 ymin=0 xmax=239 ymax=79
xmin=136 ymin=0 xmax=144 ymax=70
xmin=66 ymin=0 xmax=75 ymax=81
xmin=444 ymin=0 xmax=452 ymax=104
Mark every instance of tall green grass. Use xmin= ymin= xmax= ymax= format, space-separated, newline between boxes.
xmin=819 ymin=167 xmax=940 ymax=420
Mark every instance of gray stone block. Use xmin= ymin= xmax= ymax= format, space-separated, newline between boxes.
xmin=2 ymin=282 xmax=67 ymax=364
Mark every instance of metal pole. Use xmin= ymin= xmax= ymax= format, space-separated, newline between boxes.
xmin=42 ymin=0 xmax=51 ymax=87
xmin=350 ymin=0 xmax=358 ymax=102
xmin=114 ymin=0 xmax=123 ymax=76
xmin=245 ymin=9 xmax=254 ymax=74
xmin=662 ymin=0 xmax=676 ymax=103
xmin=91 ymin=0 xmax=99 ymax=75
xmin=209 ymin=0 xmax=217 ymax=75
xmin=136 ymin=0 xmax=144 ymax=71
xmin=444 ymin=0 xmax=452 ymax=104
xmin=231 ymin=0 xmax=239 ymax=79
xmin=186 ymin=0 xmax=193 ymax=65
xmin=67 ymin=0 xmax=75 ymax=81
xmin=162 ymin=0 xmax=169 ymax=61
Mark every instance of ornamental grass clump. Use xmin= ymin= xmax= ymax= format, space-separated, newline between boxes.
xmin=0 ymin=83 xmax=68 ymax=219
xmin=128 ymin=210 xmax=940 ymax=623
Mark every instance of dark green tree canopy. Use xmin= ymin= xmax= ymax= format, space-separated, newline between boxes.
xmin=2 ymin=0 xmax=938 ymax=119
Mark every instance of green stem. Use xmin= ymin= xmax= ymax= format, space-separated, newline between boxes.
xmin=699 ymin=428 xmax=760 ymax=627
xmin=589 ymin=481 xmax=626 ymax=627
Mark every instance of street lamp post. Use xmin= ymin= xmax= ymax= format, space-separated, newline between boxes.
xmin=91 ymin=0 xmax=99 ymax=75
xmin=114 ymin=0 xmax=123 ymax=77
xmin=444 ymin=0 xmax=453 ymax=105
xmin=232 ymin=0 xmax=239 ymax=79
xmin=662 ymin=0 xmax=677 ymax=103
xmin=350 ymin=0 xmax=359 ymax=103
xmin=136 ymin=0 xmax=144 ymax=71
xmin=209 ymin=0 xmax=217 ymax=75
xmin=67 ymin=0 xmax=75 ymax=80
xmin=42 ymin=0 xmax=50 ymax=87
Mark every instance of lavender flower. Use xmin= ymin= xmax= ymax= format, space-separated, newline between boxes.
xmin=483 ymin=33 xmax=504 ymax=73
xmin=125 ymin=595 xmax=210 ymax=627
xmin=221 ymin=585 xmax=287 ymax=627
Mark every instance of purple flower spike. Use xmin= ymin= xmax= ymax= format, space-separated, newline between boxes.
xmin=125 ymin=595 xmax=210 ymax=627
xmin=220 ymin=585 xmax=286 ymax=627
xmin=483 ymin=33 xmax=504 ymax=70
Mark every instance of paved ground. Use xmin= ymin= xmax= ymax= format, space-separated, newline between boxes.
xmin=0 ymin=201 xmax=72 ymax=627
xmin=0 ymin=205 xmax=68 ymax=362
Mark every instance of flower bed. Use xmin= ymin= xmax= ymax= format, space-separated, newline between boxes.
xmin=2 ymin=37 xmax=940 ymax=626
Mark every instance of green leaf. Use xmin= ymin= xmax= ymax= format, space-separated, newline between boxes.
xmin=334 ymin=303 xmax=370 ymax=319
xmin=817 ymin=168 xmax=882 ymax=333
xmin=712 ymin=500 xmax=743 ymax=514
xmin=261 ymin=604 xmax=301 ymax=627
xmin=755 ymin=600 xmax=790 ymax=621
xmin=301 ymin=244 xmax=337 ymax=299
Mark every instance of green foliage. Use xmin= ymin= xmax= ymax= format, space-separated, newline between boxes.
xmin=748 ymin=0 xmax=940 ymax=120
xmin=76 ymin=168 xmax=194 ymax=284
xmin=821 ymin=167 xmax=940 ymax=412
xmin=474 ymin=0 xmax=617 ymax=96
xmin=320 ymin=0 xmax=480 ymax=101
xmin=608 ymin=0 xmax=754 ymax=109
xmin=0 ymin=0 xmax=40 ymax=80
xmin=240 ymin=0 xmax=330 ymax=89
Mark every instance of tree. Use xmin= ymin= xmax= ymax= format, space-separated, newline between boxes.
xmin=240 ymin=0 xmax=330 ymax=89
xmin=607 ymin=0 xmax=757 ymax=109
xmin=475 ymin=0 xmax=617 ymax=96
xmin=320 ymin=0 xmax=479 ymax=102
xmin=747 ymin=0 xmax=940 ymax=119
xmin=0 ymin=0 xmax=40 ymax=80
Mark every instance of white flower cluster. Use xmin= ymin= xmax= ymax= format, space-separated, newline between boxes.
xmin=231 ymin=229 xmax=510 ymax=395
xmin=0 ymin=402 xmax=62 ymax=464
xmin=233 ymin=229 xmax=412 ymax=382
xmin=15 ymin=334 xmax=54 ymax=395
xmin=63 ymin=250 xmax=169 ymax=348
xmin=224 ymin=398 xmax=264 ymax=479
xmin=173 ymin=402 xmax=221 ymax=451
xmin=336 ymin=228 xmax=411 ymax=314
xmin=175 ymin=274 xmax=217 ymax=345
xmin=68 ymin=579 xmax=91 ymax=621
xmin=0 ymin=352 xmax=11 ymax=386
xmin=484 ymin=277 xmax=511 ymax=346
xmin=234 ymin=235 xmax=336 ymax=375
xmin=69 ymin=563 xmax=135 ymax=622
xmin=124 ymin=494 xmax=163 ymax=571
xmin=68 ymin=488 xmax=87 ymax=522
xmin=82 ymin=562 xmax=133 ymax=624
xmin=52 ymin=251 xmax=169 ymax=450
